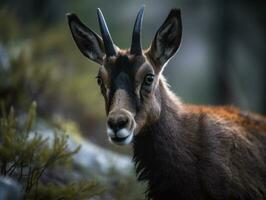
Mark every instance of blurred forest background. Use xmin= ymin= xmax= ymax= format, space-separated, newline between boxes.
xmin=0 ymin=0 xmax=265 ymax=199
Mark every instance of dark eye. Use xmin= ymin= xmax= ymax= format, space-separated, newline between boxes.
xmin=96 ymin=76 xmax=103 ymax=86
xmin=144 ymin=74 xmax=154 ymax=86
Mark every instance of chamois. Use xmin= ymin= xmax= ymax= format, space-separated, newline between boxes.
xmin=67 ymin=6 xmax=266 ymax=200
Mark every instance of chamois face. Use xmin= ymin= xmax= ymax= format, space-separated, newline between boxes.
xmin=96 ymin=52 xmax=161 ymax=145
xmin=67 ymin=7 xmax=182 ymax=145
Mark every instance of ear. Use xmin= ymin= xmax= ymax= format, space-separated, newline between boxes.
xmin=67 ymin=13 xmax=105 ymax=65
xmin=148 ymin=9 xmax=182 ymax=71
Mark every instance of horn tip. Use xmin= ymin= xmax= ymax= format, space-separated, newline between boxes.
xmin=138 ymin=5 xmax=145 ymax=19
xmin=139 ymin=5 xmax=145 ymax=14
xmin=96 ymin=8 xmax=102 ymax=15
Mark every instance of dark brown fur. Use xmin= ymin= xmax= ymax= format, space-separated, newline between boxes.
xmin=134 ymin=79 xmax=266 ymax=200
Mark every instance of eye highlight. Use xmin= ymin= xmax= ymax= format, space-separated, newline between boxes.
xmin=96 ymin=76 xmax=103 ymax=86
xmin=143 ymin=74 xmax=155 ymax=86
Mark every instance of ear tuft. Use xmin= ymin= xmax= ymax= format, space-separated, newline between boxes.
xmin=168 ymin=9 xmax=181 ymax=19
xmin=66 ymin=13 xmax=77 ymax=19
xmin=66 ymin=13 xmax=83 ymax=27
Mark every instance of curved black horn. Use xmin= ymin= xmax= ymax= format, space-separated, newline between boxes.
xmin=130 ymin=5 xmax=145 ymax=55
xmin=97 ymin=8 xmax=117 ymax=56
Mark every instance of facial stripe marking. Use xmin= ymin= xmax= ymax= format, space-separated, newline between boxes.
xmin=109 ymin=89 xmax=134 ymax=114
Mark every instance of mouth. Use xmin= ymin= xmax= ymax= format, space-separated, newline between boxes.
xmin=108 ymin=131 xmax=134 ymax=145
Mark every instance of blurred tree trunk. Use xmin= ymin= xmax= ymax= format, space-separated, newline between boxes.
xmin=259 ymin=4 xmax=266 ymax=115
xmin=1 ymin=0 xmax=66 ymax=25
xmin=212 ymin=0 xmax=266 ymax=114
xmin=212 ymin=0 xmax=232 ymax=105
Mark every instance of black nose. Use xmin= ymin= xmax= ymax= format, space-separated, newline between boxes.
xmin=107 ymin=114 xmax=129 ymax=133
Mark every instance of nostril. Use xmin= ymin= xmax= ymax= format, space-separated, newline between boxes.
xmin=117 ymin=118 xmax=129 ymax=129
xmin=107 ymin=119 xmax=116 ymax=130
xmin=107 ymin=116 xmax=129 ymax=133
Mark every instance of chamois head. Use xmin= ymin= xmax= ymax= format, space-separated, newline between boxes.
xmin=67 ymin=6 xmax=182 ymax=145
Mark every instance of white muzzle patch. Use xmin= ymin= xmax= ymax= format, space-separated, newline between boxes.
xmin=107 ymin=127 xmax=134 ymax=145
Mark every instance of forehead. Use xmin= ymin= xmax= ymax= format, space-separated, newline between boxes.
xmin=99 ymin=53 xmax=152 ymax=80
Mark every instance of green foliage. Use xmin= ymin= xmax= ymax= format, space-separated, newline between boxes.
xmin=0 ymin=102 xmax=103 ymax=199
xmin=26 ymin=181 xmax=103 ymax=200
xmin=0 ymin=26 xmax=105 ymax=119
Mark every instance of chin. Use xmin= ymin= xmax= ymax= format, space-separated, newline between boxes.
xmin=108 ymin=131 xmax=134 ymax=145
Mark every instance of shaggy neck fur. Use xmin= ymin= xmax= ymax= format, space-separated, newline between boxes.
xmin=133 ymin=78 xmax=266 ymax=200
xmin=133 ymin=79 xmax=200 ymax=200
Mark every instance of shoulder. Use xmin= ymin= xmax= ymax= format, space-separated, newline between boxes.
xmin=183 ymin=104 xmax=266 ymax=133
